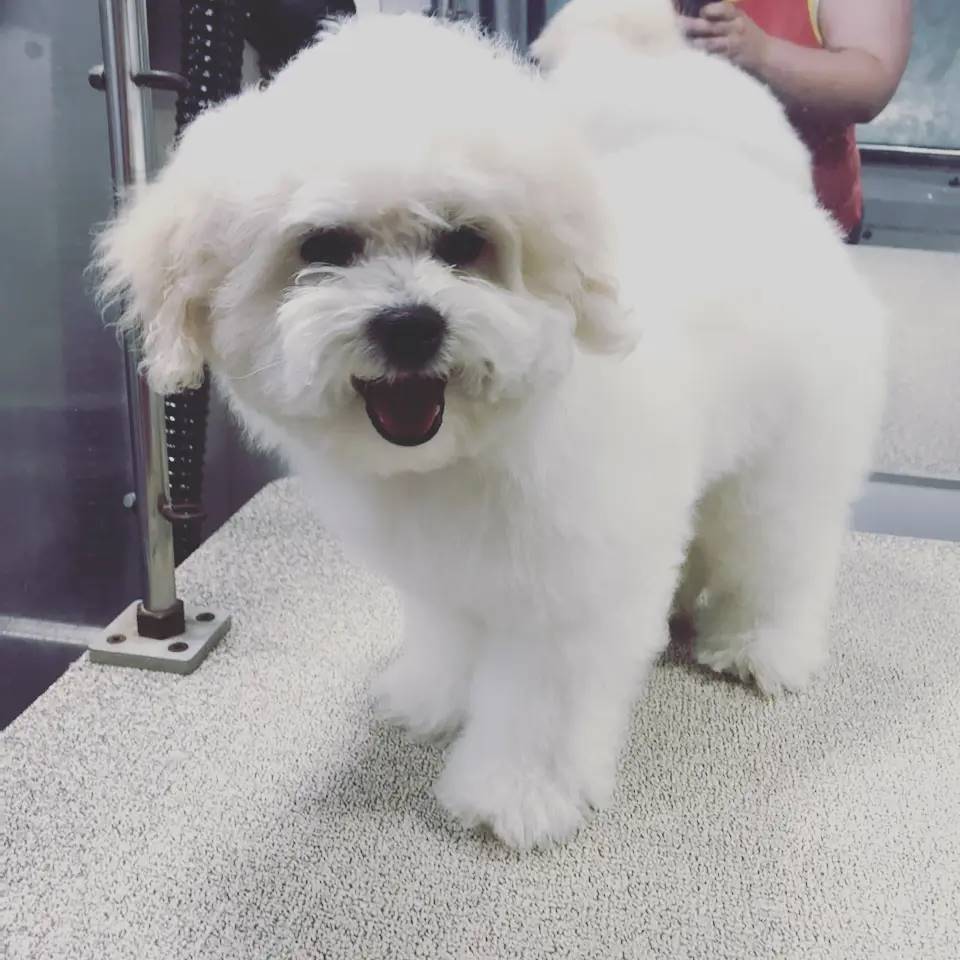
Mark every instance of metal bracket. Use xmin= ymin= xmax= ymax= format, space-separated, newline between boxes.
xmin=159 ymin=498 xmax=207 ymax=524
xmin=89 ymin=602 xmax=230 ymax=675
xmin=132 ymin=69 xmax=190 ymax=93
xmin=88 ymin=64 xmax=188 ymax=94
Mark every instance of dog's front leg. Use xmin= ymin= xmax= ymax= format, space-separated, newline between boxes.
xmin=433 ymin=601 xmax=664 ymax=850
xmin=372 ymin=597 xmax=477 ymax=742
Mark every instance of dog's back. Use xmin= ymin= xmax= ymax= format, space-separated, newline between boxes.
xmin=533 ymin=0 xmax=813 ymax=196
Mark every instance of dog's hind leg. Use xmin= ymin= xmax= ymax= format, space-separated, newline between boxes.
xmin=690 ymin=454 xmax=857 ymax=696
xmin=671 ymin=536 xmax=707 ymax=621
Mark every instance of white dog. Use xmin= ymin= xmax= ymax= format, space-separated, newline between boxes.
xmin=98 ymin=0 xmax=885 ymax=849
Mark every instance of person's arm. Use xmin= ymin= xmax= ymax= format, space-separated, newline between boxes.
xmin=681 ymin=0 xmax=911 ymax=125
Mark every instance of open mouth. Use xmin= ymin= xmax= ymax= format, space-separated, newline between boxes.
xmin=352 ymin=375 xmax=446 ymax=447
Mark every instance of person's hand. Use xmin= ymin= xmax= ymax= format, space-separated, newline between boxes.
xmin=679 ymin=2 xmax=771 ymax=76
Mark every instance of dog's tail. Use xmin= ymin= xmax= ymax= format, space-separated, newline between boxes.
xmin=531 ymin=0 xmax=684 ymax=70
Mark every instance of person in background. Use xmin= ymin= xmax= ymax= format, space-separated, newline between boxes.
xmin=679 ymin=0 xmax=911 ymax=242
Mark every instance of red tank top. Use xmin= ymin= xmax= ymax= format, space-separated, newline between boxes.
xmin=736 ymin=0 xmax=863 ymax=235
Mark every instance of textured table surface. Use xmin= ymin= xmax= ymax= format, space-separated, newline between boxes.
xmin=3 ymin=479 xmax=959 ymax=959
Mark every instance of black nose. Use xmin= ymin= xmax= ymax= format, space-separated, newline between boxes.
xmin=367 ymin=304 xmax=447 ymax=370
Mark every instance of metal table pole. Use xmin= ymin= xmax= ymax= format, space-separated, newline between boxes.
xmin=100 ymin=0 xmax=182 ymax=632
xmin=89 ymin=0 xmax=230 ymax=673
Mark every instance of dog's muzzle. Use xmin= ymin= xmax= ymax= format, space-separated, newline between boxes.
xmin=354 ymin=304 xmax=448 ymax=447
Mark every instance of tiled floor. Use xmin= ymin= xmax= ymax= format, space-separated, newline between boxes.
xmin=855 ymin=475 xmax=960 ymax=542
xmin=0 ymin=635 xmax=84 ymax=730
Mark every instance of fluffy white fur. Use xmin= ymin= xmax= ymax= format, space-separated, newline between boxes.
xmin=97 ymin=0 xmax=885 ymax=850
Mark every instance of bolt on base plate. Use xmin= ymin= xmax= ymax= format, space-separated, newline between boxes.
xmin=89 ymin=601 xmax=230 ymax=675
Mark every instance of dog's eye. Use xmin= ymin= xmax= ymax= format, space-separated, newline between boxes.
xmin=299 ymin=228 xmax=364 ymax=267
xmin=435 ymin=226 xmax=488 ymax=269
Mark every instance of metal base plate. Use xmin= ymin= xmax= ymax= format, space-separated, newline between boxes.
xmin=89 ymin=601 xmax=230 ymax=675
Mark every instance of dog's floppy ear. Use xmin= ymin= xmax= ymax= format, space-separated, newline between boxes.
xmin=516 ymin=142 xmax=639 ymax=356
xmin=514 ymin=185 xmax=637 ymax=356
xmin=571 ymin=257 xmax=637 ymax=355
xmin=95 ymin=155 xmax=219 ymax=395
xmin=555 ymin=197 xmax=638 ymax=356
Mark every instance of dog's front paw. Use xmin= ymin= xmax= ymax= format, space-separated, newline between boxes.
xmin=433 ymin=739 xmax=598 ymax=850
xmin=372 ymin=653 xmax=465 ymax=742
xmin=695 ymin=621 xmax=828 ymax=696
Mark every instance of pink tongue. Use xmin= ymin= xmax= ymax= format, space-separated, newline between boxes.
xmin=362 ymin=378 xmax=445 ymax=445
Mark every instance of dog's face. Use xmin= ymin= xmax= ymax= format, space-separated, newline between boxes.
xmin=98 ymin=15 xmax=634 ymax=475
